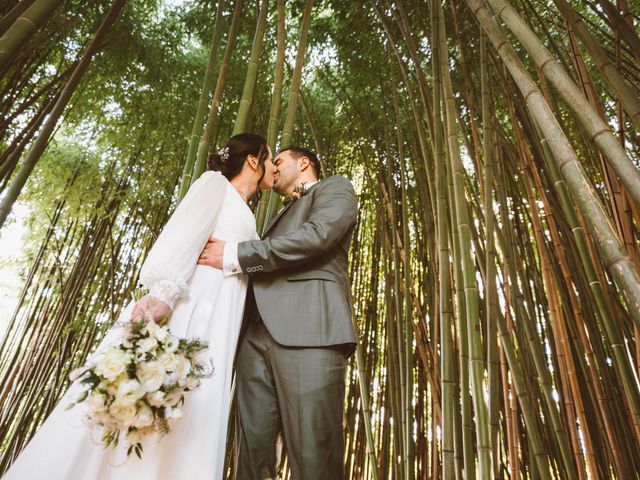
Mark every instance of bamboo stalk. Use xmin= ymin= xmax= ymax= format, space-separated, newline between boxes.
xmin=177 ymin=0 xmax=227 ymax=199
xmin=436 ymin=2 xmax=492 ymax=477
xmin=0 ymin=0 xmax=128 ymax=229
xmin=487 ymin=0 xmax=640 ymax=213
xmin=191 ymin=0 xmax=244 ymax=182
xmin=0 ymin=0 xmax=63 ymax=73
xmin=232 ymin=0 xmax=268 ymax=134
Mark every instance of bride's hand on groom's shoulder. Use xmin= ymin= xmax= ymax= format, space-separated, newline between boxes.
xmin=131 ymin=294 xmax=170 ymax=324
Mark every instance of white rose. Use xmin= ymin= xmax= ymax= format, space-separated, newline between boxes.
xmin=158 ymin=353 xmax=180 ymax=372
xmin=135 ymin=349 xmax=148 ymax=362
xmin=116 ymin=379 xmax=146 ymax=406
xmin=163 ymin=373 xmax=177 ymax=387
xmin=175 ymin=356 xmax=191 ymax=379
xmin=137 ymin=336 xmax=158 ymax=353
xmin=146 ymin=390 xmax=166 ymax=407
xmin=136 ymin=361 xmax=166 ymax=392
xmin=164 ymin=406 xmax=183 ymax=420
xmin=133 ymin=404 xmax=154 ymax=428
xmin=184 ymin=376 xmax=200 ymax=391
xmin=95 ymin=347 xmax=131 ymax=380
xmin=144 ymin=321 xmax=169 ymax=342
xmin=86 ymin=392 xmax=107 ymax=412
xmin=110 ymin=401 xmax=138 ymax=426
xmin=164 ymin=336 xmax=179 ymax=353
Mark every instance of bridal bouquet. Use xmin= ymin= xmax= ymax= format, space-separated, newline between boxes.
xmin=68 ymin=315 xmax=212 ymax=458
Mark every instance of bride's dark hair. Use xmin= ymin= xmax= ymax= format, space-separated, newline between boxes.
xmin=207 ymin=133 xmax=269 ymax=207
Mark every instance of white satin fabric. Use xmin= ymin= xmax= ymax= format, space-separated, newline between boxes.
xmin=2 ymin=171 xmax=258 ymax=480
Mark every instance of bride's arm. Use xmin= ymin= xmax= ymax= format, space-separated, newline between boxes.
xmin=132 ymin=171 xmax=227 ymax=322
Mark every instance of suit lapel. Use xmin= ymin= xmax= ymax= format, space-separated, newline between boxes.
xmin=261 ymin=182 xmax=321 ymax=237
xmin=262 ymin=199 xmax=294 ymax=237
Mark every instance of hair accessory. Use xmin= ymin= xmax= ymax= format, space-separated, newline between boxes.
xmin=218 ymin=146 xmax=230 ymax=161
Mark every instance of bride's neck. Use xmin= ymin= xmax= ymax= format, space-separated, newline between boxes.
xmin=230 ymin=176 xmax=256 ymax=203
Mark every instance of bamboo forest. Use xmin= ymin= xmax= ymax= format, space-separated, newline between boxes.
xmin=1 ymin=0 xmax=640 ymax=478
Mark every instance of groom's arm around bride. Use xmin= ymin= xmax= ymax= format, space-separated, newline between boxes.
xmin=201 ymin=146 xmax=357 ymax=480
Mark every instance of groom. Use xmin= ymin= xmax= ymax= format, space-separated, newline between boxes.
xmin=199 ymin=146 xmax=358 ymax=479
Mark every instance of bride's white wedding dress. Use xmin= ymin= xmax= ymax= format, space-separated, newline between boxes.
xmin=2 ymin=171 xmax=257 ymax=480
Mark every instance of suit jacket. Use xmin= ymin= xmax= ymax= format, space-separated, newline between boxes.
xmin=238 ymin=175 xmax=358 ymax=351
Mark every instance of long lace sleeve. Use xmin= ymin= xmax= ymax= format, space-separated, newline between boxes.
xmin=139 ymin=171 xmax=228 ymax=309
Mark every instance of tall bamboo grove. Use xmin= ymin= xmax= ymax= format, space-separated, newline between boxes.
xmin=0 ymin=0 xmax=639 ymax=478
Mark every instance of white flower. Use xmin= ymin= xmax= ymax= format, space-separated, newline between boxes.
xmin=163 ymin=336 xmax=179 ymax=353
xmin=88 ymin=411 xmax=116 ymax=429
xmin=95 ymin=347 xmax=131 ymax=381
xmin=116 ymin=379 xmax=146 ymax=406
xmin=175 ymin=356 xmax=191 ymax=379
xmin=134 ymin=350 xmax=147 ymax=363
xmin=146 ymin=390 xmax=166 ymax=407
xmin=110 ymin=401 xmax=138 ymax=426
xmin=183 ymin=376 xmax=200 ymax=391
xmin=158 ymin=352 xmax=180 ymax=372
xmin=133 ymin=404 xmax=154 ymax=428
xmin=163 ymin=390 xmax=183 ymax=407
xmin=164 ymin=406 xmax=183 ymax=420
xmin=136 ymin=361 xmax=166 ymax=392
xmin=137 ymin=336 xmax=158 ymax=353
xmin=144 ymin=321 xmax=169 ymax=342
xmin=163 ymin=373 xmax=177 ymax=387
xmin=87 ymin=392 xmax=107 ymax=412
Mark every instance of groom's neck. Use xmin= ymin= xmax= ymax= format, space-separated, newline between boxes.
xmin=289 ymin=173 xmax=318 ymax=193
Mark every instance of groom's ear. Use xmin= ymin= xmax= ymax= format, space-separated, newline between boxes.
xmin=298 ymin=155 xmax=311 ymax=171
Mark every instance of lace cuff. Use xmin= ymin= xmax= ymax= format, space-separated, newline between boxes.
xmin=147 ymin=279 xmax=187 ymax=310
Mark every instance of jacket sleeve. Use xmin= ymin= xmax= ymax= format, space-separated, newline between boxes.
xmin=139 ymin=171 xmax=227 ymax=309
xmin=237 ymin=176 xmax=357 ymax=273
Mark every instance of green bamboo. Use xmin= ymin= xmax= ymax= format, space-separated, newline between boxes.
xmin=479 ymin=32 xmax=501 ymax=479
xmin=0 ymin=0 xmax=63 ymax=73
xmin=551 ymin=0 xmax=640 ymax=128
xmin=191 ymin=0 xmax=243 ymax=183
xmin=255 ymin=0 xmax=285 ymax=234
xmin=532 ymin=118 xmax=640 ymax=442
xmin=436 ymin=2 xmax=492 ymax=477
xmin=486 ymin=0 xmax=640 ymax=213
xmin=0 ymin=0 xmax=128 ymax=230
xmin=593 ymin=0 xmax=640 ymax=58
xmin=0 ymin=0 xmax=36 ymax=37
xmin=279 ymin=0 xmax=313 ymax=149
xmin=177 ymin=0 xmax=227 ymax=200
xmin=467 ymin=0 xmax=640 ymax=342
xmin=431 ymin=1 xmax=454 ymax=477
xmin=232 ymin=0 xmax=268 ymax=134
xmin=262 ymin=0 xmax=314 ymax=229
xmin=391 ymin=75 xmax=415 ymax=480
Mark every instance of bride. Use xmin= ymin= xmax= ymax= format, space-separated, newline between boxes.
xmin=1 ymin=133 xmax=275 ymax=480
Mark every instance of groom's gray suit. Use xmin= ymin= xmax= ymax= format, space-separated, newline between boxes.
xmin=233 ymin=175 xmax=358 ymax=480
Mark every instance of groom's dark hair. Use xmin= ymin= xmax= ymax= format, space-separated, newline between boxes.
xmin=279 ymin=146 xmax=322 ymax=179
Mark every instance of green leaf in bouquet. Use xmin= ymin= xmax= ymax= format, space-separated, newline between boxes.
xmin=129 ymin=319 xmax=147 ymax=336
xmin=179 ymin=337 xmax=209 ymax=354
xmin=102 ymin=429 xmax=119 ymax=449
xmin=127 ymin=442 xmax=143 ymax=459
xmin=65 ymin=389 xmax=89 ymax=410
xmin=80 ymin=370 xmax=101 ymax=390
